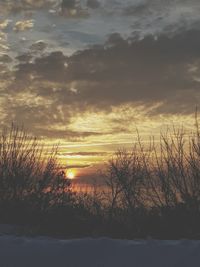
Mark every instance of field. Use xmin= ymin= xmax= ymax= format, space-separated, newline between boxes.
xmin=0 ymin=234 xmax=200 ymax=267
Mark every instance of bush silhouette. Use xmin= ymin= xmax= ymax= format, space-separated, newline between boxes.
xmin=0 ymin=125 xmax=73 ymax=225
xmin=1 ymin=121 xmax=200 ymax=239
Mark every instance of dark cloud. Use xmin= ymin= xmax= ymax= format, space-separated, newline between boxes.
xmin=0 ymin=54 xmax=12 ymax=63
xmin=31 ymin=128 xmax=105 ymax=139
xmin=14 ymin=29 xmax=200 ymax=110
xmin=15 ymin=51 xmax=68 ymax=82
xmin=16 ymin=53 xmax=33 ymax=62
xmin=61 ymin=0 xmax=76 ymax=9
xmin=86 ymin=0 xmax=100 ymax=9
xmin=0 ymin=0 xmax=90 ymax=20
xmin=2 ymin=28 xmax=200 ymax=138
xmin=0 ymin=0 xmax=57 ymax=13
xmin=63 ymin=164 xmax=91 ymax=169
xmin=60 ymin=151 xmax=108 ymax=156
xmin=123 ymin=2 xmax=148 ymax=16
xmin=30 ymin=40 xmax=48 ymax=52
xmin=69 ymin=30 xmax=200 ymax=111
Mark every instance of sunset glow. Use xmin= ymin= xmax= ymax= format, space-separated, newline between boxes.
xmin=1 ymin=0 xmax=200 ymax=246
xmin=67 ymin=170 xmax=75 ymax=180
xmin=0 ymin=0 xmax=199 ymax=181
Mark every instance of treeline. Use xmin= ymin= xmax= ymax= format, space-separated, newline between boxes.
xmin=1 ymin=124 xmax=200 ymax=239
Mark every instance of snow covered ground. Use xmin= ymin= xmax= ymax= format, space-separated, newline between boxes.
xmin=0 ymin=235 xmax=200 ymax=267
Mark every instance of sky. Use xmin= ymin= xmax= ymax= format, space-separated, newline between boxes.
xmin=0 ymin=0 xmax=200 ymax=180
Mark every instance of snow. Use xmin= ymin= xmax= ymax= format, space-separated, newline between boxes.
xmin=0 ymin=235 xmax=200 ymax=267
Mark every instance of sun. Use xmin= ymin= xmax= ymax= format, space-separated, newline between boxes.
xmin=67 ymin=170 xmax=75 ymax=179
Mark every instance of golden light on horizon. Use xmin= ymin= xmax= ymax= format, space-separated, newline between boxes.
xmin=67 ymin=170 xmax=76 ymax=179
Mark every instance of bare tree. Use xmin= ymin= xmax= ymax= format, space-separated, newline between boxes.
xmin=0 ymin=124 xmax=73 ymax=211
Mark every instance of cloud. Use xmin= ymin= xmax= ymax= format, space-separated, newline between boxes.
xmin=32 ymin=128 xmax=105 ymax=139
xmin=60 ymin=151 xmax=108 ymax=156
xmin=86 ymin=0 xmax=100 ymax=9
xmin=2 ymin=25 xmax=200 ymax=139
xmin=15 ymin=51 xmax=67 ymax=82
xmin=61 ymin=0 xmax=76 ymax=9
xmin=30 ymin=40 xmax=48 ymax=52
xmin=13 ymin=20 xmax=34 ymax=31
xmin=63 ymin=164 xmax=91 ymax=169
xmin=60 ymin=0 xmax=89 ymax=18
xmin=13 ymin=29 xmax=200 ymax=112
xmin=0 ymin=54 xmax=12 ymax=63
xmin=0 ymin=0 xmax=57 ymax=13
xmin=0 ymin=0 xmax=89 ymax=19
xmin=0 ymin=24 xmax=9 ymax=52
xmin=1 ymin=0 xmax=200 ymax=161
xmin=0 ymin=19 xmax=11 ymax=30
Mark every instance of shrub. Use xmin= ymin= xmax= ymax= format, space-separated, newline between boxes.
xmin=0 ymin=125 xmax=73 ymax=223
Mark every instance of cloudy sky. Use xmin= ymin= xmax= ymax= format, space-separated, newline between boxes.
xmin=0 ymin=0 xmax=200 ymax=180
